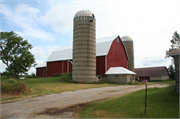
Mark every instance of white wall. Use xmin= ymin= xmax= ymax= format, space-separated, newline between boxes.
xmin=106 ymin=74 xmax=135 ymax=84
xmin=150 ymin=76 xmax=169 ymax=81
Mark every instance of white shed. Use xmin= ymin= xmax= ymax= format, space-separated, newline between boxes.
xmin=105 ymin=67 xmax=136 ymax=84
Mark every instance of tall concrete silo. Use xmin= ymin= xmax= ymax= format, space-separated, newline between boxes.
xmin=121 ymin=36 xmax=134 ymax=71
xmin=72 ymin=10 xmax=96 ymax=82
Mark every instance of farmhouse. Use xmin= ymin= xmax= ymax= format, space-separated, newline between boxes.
xmin=36 ymin=35 xmax=133 ymax=77
xmin=134 ymin=66 xmax=169 ymax=81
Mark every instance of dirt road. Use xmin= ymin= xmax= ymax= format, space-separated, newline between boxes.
xmin=1 ymin=84 xmax=169 ymax=119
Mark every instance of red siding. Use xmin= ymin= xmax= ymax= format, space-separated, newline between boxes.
xmin=69 ymin=60 xmax=72 ymax=73
xmin=96 ymin=56 xmax=105 ymax=76
xmin=47 ymin=60 xmax=72 ymax=77
xmin=107 ymin=37 xmax=128 ymax=71
xmin=36 ymin=67 xmax=46 ymax=77
xmin=63 ymin=61 xmax=67 ymax=73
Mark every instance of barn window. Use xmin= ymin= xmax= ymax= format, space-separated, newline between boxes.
xmin=115 ymin=75 xmax=119 ymax=77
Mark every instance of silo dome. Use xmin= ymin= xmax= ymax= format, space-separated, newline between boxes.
xmin=74 ymin=10 xmax=95 ymax=19
xmin=121 ymin=36 xmax=134 ymax=71
xmin=121 ymin=36 xmax=133 ymax=42
xmin=73 ymin=10 xmax=96 ymax=82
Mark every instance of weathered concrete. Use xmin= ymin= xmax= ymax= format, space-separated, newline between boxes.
xmin=1 ymin=84 xmax=169 ymax=119
xmin=122 ymin=40 xmax=134 ymax=72
xmin=73 ymin=10 xmax=96 ymax=82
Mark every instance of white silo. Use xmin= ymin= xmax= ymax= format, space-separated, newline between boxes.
xmin=72 ymin=10 xmax=96 ymax=82
xmin=121 ymin=36 xmax=134 ymax=71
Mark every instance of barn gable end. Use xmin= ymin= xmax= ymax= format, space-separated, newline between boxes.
xmin=106 ymin=36 xmax=128 ymax=71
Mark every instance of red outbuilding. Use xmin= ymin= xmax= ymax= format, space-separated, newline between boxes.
xmin=36 ymin=35 xmax=129 ymax=77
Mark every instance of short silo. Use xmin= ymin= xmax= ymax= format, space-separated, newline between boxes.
xmin=73 ymin=10 xmax=96 ymax=82
xmin=121 ymin=36 xmax=134 ymax=71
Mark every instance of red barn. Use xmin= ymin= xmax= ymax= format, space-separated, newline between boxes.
xmin=36 ymin=62 xmax=46 ymax=77
xmin=36 ymin=35 xmax=129 ymax=77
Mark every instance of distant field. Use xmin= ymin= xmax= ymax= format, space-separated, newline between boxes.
xmin=1 ymin=76 xmax=120 ymax=102
xmin=77 ymin=85 xmax=179 ymax=118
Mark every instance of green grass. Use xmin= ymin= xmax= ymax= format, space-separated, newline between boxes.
xmin=148 ymin=79 xmax=175 ymax=85
xmin=1 ymin=74 xmax=120 ymax=102
xmin=77 ymin=85 xmax=179 ymax=118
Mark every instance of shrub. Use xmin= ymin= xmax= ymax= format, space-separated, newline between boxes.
xmin=58 ymin=73 xmax=76 ymax=83
xmin=1 ymin=82 xmax=31 ymax=95
xmin=8 ymin=79 xmax=17 ymax=83
xmin=134 ymin=81 xmax=141 ymax=85
xmin=127 ymin=81 xmax=133 ymax=85
xmin=52 ymin=74 xmax=61 ymax=77
xmin=1 ymin=75 xmax=10 ymax=80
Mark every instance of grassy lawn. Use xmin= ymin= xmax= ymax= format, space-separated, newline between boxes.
xmin=147 ymin=79 xmax=175 ymax=85
xmin=1 ymin=76 xmax=120 ymax=103
xmin=77 ymin=85 xmax=179 ymax=118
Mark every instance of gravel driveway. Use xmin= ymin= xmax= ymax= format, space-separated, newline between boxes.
xmin=1 ymin=84 xmax=169 ymax=119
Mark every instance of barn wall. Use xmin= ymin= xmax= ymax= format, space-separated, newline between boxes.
xmin=96 ymin=56 xmax=105 ymax=76
xmin=47 ymin=60 xmax=72 ymax=77
xmin=107 ymin=37 xmax=128 ymax=71
xmin=162 ymin=76 xmax=169 ymax=80
xmin=150 ymin=76 xmax=162 ymax=81
xmin=36 ymin=67 xmax=46 ymax=77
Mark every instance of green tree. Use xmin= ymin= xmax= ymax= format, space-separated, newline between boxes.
xmin=0 ymin=31 xmax=36 ymax=79
xmin=166 ymin=31 xmax=180 ymax=58
xmin=168 ymin=65 xmax=175 ymax=80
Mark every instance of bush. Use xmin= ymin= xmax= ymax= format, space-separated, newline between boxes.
xmin=8 ymin=79 xmax=17 ymax=83
xmin=134 ymin=81 xmax=141 ymax=85
xmin=52 ymin=74 xmax=61 ymax=77
xmin=127 ymin=81 xmax=133 ymax=85
xmin=1 ymin=82 xmax=31 ymax=95
xmin=58 ymin=73 xmax=76 ymax=83
xmin=1 ymin=75 xmax=10 ymax=80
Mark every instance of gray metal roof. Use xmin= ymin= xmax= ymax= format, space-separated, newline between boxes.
xmin=36 ymin=62 xmax=46 ymax=68
xmin=74 ymin=10 xmax=95 ymax=19
xmin=121 ymin=36 xmax=133 ymax=41
xmin=46 ymin=35 xmax=120 ymax=62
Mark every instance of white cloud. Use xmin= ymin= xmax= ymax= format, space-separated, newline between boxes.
xmin=39 ymin=2 xmax=77 ymax=33
xmin=45 ymin=46 xmax=60 ymax=56
xmin=0 ymin=3 xmax=56 ymax=41
xmin=15 ymin=4 xmax=40 ymax=19
xmin=31 ymin=45 xmax=60 ymax=61
xmin=31 ymin=46 xmax=47 ymax=60
xmin=0 ymin=60 xmax=6 ymax=72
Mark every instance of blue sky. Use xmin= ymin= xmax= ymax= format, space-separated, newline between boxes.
xmin=0 ymin=0 xmax=179 ymax=74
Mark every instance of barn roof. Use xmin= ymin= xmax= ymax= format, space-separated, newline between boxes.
xmin=134 ymin=66 xmax=169 ymax=77
xmin=36 ymin=62 xmax=46 ymax=68
xmin=105 ymin=67 xmax=136 ymax=75
xmin=46 ymin=35 xmax=129 ymax=62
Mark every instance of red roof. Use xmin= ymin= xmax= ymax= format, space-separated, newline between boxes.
xmin=134 ymin=66 xmax=169 ymax=77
